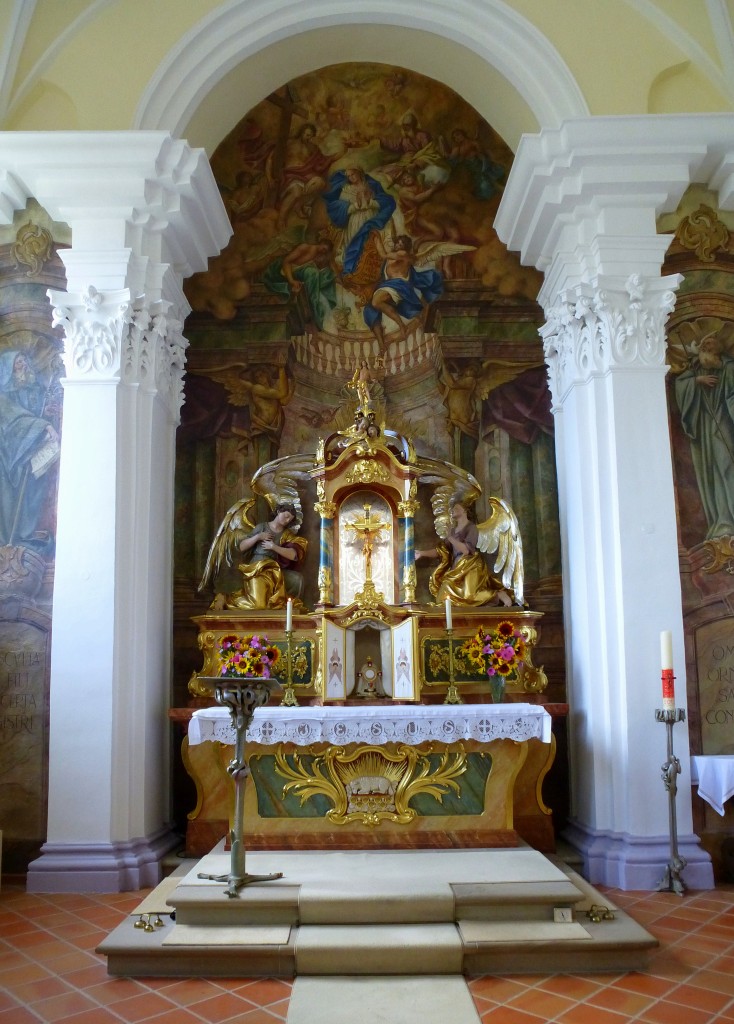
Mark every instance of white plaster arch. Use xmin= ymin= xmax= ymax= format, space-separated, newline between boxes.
xmin=134 ymin=0 xmax=588 ymax=148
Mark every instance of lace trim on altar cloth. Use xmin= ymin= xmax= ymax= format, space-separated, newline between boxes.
xmin=188 ymin=703 xmax=552 ymax=747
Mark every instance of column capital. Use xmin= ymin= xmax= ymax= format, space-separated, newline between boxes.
xmin=539 ymin=273 xmax=681 ymax=405
xmin=47 ymin=285 xmax=189 ymax=421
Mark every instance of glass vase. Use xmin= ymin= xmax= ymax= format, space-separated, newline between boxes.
xmin=488 ymin=675 xmax=506 ymax=704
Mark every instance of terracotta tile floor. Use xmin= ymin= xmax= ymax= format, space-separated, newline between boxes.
xmin=2 ymin=880 xmax=734 ymax=1023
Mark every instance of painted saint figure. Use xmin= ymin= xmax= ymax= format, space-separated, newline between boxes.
xmin=323 ymin=167 xmax=396 ymax=302
xmin=675 ymin=332 xmax=734 ymax=539
xmin=261 ymin=235 xmax=338 ymax=330
xmin=0 ymin=349 xmax=60 ymax=553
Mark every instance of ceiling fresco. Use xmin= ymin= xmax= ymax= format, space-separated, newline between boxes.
xmin=185 ymin=62 xmax=542 ymax=343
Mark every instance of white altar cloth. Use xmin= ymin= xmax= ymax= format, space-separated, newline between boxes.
xmin=188 ymin=703 xmax=552 ymax=748
xmin=690 ymin=755 xmax=734 ymax=816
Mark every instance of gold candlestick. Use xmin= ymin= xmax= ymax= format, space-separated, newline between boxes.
xmin=280 ymin=629 xmax=299 ymax=707
xmin=444 ymin=627 xmax=463 ymax=705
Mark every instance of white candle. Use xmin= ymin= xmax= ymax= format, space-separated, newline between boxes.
xmin=445 ymin=597 xmax=452 ymax=630
xmin=286 ymin=598 xmax=293 ymax=633
xmin=660 ymin=631 xmax=673 ymax=670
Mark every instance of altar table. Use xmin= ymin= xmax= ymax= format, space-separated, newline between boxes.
xmin=691 ymin=755 xmax=734 ymax=816
xmin=178 ymin=703 xmax=556 ymax=854
xmin=188 ymin=703 xmax=552 ymax=747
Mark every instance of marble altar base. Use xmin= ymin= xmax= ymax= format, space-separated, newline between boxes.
xmin=97 ymin=843 xmax=658 ymax=978
xmin=178 ymin=704 xmax=557 ymax=856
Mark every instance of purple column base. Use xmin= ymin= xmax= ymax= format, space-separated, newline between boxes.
xmin=563 ymin=819 xmax=715 ymax=891
xmin=25 ymin=827 xmax=180 ymax=893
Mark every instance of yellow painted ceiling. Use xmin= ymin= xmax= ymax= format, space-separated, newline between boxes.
xmin=1 ymin=0 xmax=732 ymax=154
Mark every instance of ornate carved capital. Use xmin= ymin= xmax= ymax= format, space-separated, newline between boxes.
xmin=49 ymin=284 xmax=129 ymax=380
xmin=540 ymin=274 xmax=680 ymax=404
xmin=48 ymin=285 xmax=188 ymax=421
xmin=314 ymin=500 xmax=337 ymax=520
xmin=398 ymin=499 xmax=420 ymax=518
xmin=123 ymin=297 xmax=188 ymax=421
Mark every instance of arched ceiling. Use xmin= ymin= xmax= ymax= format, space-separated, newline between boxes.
xmin=0 ymin=0 xmax=732 ymax=156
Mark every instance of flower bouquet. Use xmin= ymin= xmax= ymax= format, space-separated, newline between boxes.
xmin=459 ymin=620 xmax=526 ymax=703
xmin=217 ymin=634 xmax=280 ymax=678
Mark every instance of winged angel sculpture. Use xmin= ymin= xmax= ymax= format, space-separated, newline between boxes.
xmin=414 ymin=458 xmax=524 ymax=608
xmin=199 ymin=453 xmax=314 ymax=611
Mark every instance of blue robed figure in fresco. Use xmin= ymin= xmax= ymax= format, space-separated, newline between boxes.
xmin=362 ymin=234 xmax=443 ymax=347
xmin=323 ymin=167 xmax=396 ymax=280
xmin=0 ymin=349 xmax=60 ymax=553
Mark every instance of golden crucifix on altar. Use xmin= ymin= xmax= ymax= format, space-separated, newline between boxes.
xmin=345 ymin=503 xmax=391 ymax=608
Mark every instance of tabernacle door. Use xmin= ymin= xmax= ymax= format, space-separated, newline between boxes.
xmin=391 ymin=617 xmax=419 ymax=701
xmin=323 ymin=618 xmax=352 ymax=701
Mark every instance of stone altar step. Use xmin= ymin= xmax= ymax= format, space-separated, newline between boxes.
xmin=97 ymin=844 xmax=658 ymax=977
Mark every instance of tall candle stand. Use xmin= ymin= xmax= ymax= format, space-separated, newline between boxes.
xmin=280 ymin=628 xmax=299 ymax=707
xmin=196 ymin=675 xmax=284 ymax=897
xmin=444 ymin=628 xmax=463 ymax=705
xmin=655 ymin=699 xmax=688 ymax=896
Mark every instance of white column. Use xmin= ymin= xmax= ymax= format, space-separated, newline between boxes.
xmin=496 ymin=115 xmax=734 ymax=889
xmin=0 ymin=132 xmax=231 ymax=890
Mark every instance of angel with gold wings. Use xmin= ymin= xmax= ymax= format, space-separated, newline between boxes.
xmin=363 ymin=233 xmax=474 ymax=346
xmin=189 ymin=358 xmax=294 ymax=443
xmin=415 ymin=485 xmax=523 ymax=608
xmin=198 ymin=453 xmax=313 ymax=610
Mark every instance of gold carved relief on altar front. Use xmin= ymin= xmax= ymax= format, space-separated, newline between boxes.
xmin=273 ymin=744 xmax=468 ymax=827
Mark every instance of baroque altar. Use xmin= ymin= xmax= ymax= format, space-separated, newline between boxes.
xmin=176 ymin=389 xmax=559 ymax=855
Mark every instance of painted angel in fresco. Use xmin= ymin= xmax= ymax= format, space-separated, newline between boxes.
xmin=189 ymin=360 xmax=294 ymax=442
xmin=363 ymin=235 xmax=474 ymax=347
xmin=414 ymin=469 xmax=523 ymax=607
xmin=438 ymin=127 xmax=505 ymax=200
xmin=199 ymin=452 xmax=314 ymax=610
xmin=438 ymin=360 xmax=481 ymax=438
xmin=390 ymin=166 xmax=445 ymax=242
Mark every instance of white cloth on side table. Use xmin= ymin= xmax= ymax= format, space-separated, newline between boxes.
xmin=188 ymin=702 xmax=552 ymax=747
xmin=690 ymin=755 xmax=734 ymax=816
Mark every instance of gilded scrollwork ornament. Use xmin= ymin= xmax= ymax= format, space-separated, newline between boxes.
xmin=675 ymin=204 xmax=730 ymax=262
xmin=274 ymin=744 xmax=468 ymax=826
xmin=12 ymin=222 xmax=53 ymax=277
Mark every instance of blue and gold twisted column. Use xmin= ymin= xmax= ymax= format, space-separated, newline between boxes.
xmin=398 ymin=490 xmax=419 ymax=604
xmin=314 ymin=496 xmax=337 ymax=606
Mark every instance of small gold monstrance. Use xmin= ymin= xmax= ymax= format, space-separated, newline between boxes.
xmin=345 ymin=503 xmax=390 ymax=608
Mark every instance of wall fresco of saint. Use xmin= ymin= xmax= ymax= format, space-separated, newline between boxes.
xmin=0 ymin=201 xmax=67 ymax=872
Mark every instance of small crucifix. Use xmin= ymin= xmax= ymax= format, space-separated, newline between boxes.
xmin=345 ymin=504 xmax=390 ymax=604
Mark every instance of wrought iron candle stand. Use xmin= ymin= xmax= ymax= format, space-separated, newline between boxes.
xmin=280 ymin=629 xmax=299 ymax=707
xmin=196 ymin=675 xmax=283 ymax=898
xmin=444 ymin=627 xmax=463 ymax=705
xmin=655 ymin=703 xmax=688 ymax=896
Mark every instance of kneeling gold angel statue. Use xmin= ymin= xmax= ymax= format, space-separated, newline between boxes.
xmin=199 ymin=498 xmax=308 ymax=611
xmin=415 ymin=493 xmax=523 ymax=608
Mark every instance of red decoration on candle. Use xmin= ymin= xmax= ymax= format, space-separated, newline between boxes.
xmin=661 ymin=668 xmax=675 ymax=711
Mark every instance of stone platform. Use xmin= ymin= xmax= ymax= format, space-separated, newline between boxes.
xmin=97 ymin=842 xmax=657 ymax=978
